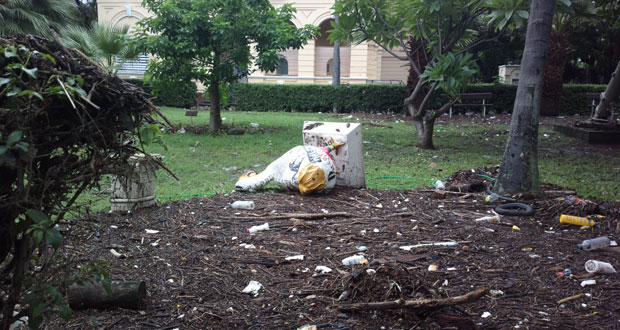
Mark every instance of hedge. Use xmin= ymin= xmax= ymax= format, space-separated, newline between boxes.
xmin=122 ymin=77 xmax=197 ymax=108
xmin=232 ymin=83 xmax=606 ymax=116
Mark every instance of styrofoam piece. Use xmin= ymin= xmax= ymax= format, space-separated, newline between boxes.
xmin=302 ymin=121 xmax=365 ymax=188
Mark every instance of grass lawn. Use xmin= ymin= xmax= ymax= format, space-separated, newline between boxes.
xmin=77 ymin=107 xmax=620 ymax=213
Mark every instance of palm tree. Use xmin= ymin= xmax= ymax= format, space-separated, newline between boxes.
xmin=0 ymin=0 xmax=78 ymax=37
xmin=63 ymin=23 xmax=140 ymax=74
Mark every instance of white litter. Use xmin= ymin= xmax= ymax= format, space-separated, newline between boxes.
xmin=400 ymin=241 xmax=458 ymax=251
xmin=285 ymin=255 xmax=304 ymax=261
xmin=242 ymin=280 xmax=262 ymax=297
xmin=145 ymin=229 xmax=159 ymax=234
xmin=315 ymin=266 xmax=332 ymax=274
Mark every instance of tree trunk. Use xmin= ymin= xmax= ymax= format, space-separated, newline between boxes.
xmin=417 ymin=116 xmax=435 ymax=149
xmin=494 ymin=0 xmax=554 ymax=195
xmin=67 ymin=281 xmax=147 ymax=310
xmin=593 ymin=61 xmax=620 ymax=121
xmin=209 ymin=79 xmax=222 ymax=132
xmin=332 ymin=5 xmax=341 ymax=113
xmin=541 ymin=30 xmax=569 ymax=116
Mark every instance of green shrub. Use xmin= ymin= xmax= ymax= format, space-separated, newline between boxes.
xmin=227 ymin=82 xmax=607 ymax=115
xmin=149 ymin=78 xmax=197 ymax=108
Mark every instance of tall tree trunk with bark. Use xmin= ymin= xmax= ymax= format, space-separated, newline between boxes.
xmin=541 ymin=30 xmax=570 ymax=116
xmin=209 ymin=79 xmax=222 ymax=132
xmin=494 ymin=0 xmax=554 ymax=195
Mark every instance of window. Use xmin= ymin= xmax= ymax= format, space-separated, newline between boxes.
xmin=326 ymin=58 xmax=333 ymax=75
xmin=117 ymin=54 xmax=149 ymax=76
xmin=275 ymin=58 xmax=288 ymax=75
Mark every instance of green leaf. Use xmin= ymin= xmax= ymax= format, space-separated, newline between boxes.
xmin=0 ymin=146 xmax=7 ymax=155
xmin=21 ymin=67 xmax=38 ymax=78
xmin=40 ymin=53 xmax=56 ymax=64
xmin=26 ymin=209 xmax=48 ymax=223
xmin=7 ymin=86 xmax=21 ymax=97
xmin=0 ymin=77 xmax=10 ymax=87
xmin=58 ymin=304 xmax=72 ymax=320
xmin=4 ymin=46 xmax=17 ymax=58
xmin=18 ymin=90 xmax=43 ymax=100
xmin=517 ymin=10 xmax=529 ymax=19
xmin=46 ymin=228 xmax=63 ymax=249
xmin=33 ymin=229 xmax=44 ymax=245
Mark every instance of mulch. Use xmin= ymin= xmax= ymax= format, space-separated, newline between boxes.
xmin=49 ymin=167 xmax=620 ymax=329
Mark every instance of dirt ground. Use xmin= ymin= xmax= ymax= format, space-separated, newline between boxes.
xmin=49 ymin=162 xmax=620 ymax=329
xmin=41 ymin=113 xmax=620 ymax=329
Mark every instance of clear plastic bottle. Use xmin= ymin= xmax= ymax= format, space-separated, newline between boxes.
xmin=433 ymin=180 xmax=445 ymax=190
xmin=232 ymin=201 xmax=255 ymax=210
xmin=577 ymin=236 xmax=611 ymax=251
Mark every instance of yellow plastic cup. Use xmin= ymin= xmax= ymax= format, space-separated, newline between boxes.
xmin=559 ymin=214 xmax=596 ymax=227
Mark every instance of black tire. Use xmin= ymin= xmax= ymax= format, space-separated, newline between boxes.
xmin=495 ymin=202 xmax=534 ymax=216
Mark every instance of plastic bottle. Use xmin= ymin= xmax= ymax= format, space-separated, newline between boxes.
xmin=247 ymin=222 xmax=269 ymax=233
xmin=577 ymin=236 xmax=611 ymax=251
xmin=584 ymin=259 xmax=616 ymax=273
xmin=232 ymin=201 xmax=255 ymax=210
xmin=559 ymin=214 xmax=596 ymax=227
xmin=341 ymin=255 xmax=368 ymax=265
xmin=433 ymin=180 xmax=445 ymax=190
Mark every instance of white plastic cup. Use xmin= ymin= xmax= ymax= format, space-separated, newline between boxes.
xmin=584 ymin=260 xmax=616 ymax=273
xmin=247 ymin=222 xmax=269 ymax=233
xmin=232 ymin=201 xmax=255 ymax=210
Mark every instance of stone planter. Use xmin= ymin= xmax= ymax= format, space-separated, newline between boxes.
xmin=110 ymin=154 xmax=160 ymax=212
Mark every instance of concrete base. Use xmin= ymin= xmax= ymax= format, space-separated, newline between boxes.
xmin=302 ymin=121 xmax=365 ymax=188
xmin=553 ymin=124 xmax=620 ymax=144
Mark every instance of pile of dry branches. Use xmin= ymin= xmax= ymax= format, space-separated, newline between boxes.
xmin=0 ymin=34 xmax=167 ymax=328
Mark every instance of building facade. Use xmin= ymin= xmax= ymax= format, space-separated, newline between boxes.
xmin=97 ymin=0 xmax=409 ymax=84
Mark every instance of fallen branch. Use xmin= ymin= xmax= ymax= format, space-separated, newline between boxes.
xmin=557 ymin=293 xmax=583 ymax=305
xmin=335 ymin=287 xmax=487 ymax=311
xmin=234 ymin=212 xmax=353 ymax=220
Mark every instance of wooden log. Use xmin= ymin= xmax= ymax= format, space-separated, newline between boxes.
xmin=67 ymin=281 xmax=146 ymax=310
xmin=335 ymin=287 xmax=487 ymax=311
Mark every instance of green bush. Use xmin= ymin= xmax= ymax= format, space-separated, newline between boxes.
xmin=232 ymin=84 xmax=407 ymax=113
xmin=149 ymin=78 xmax=197 ymax=108
xmin=232 ymin=83 xmax=606 ymax=116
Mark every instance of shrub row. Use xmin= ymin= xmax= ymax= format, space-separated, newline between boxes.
xmin=125 ymin=78 xmax=606 ymax=116
xmin=232 ymin=83 xmax=606 ymax=116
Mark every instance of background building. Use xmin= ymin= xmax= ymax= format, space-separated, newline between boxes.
xmin=97 ymin=0 xmax=409 ymax=84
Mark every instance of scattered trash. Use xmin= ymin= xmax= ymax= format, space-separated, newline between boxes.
xmin=565 ymin=195 xmax=587 ymax=207
xmin=110 ymin=225 xmax=118 ymax=229
xmin=475 ymin=213 xmax=500 ymax=222
xmin=580 ymin=279 xmax=596 ymax=287
xmin=337 ymin=290 xmax=349 ymax=301
xmin=247 ymin=223 xmax=269 ymax=233
xmin=341 ymin=255 xmax=368 ymax=265
xmin=481 ymin=312 xmax=491 ymax=318
xmin=400 ymin=241 xmax=458 ymax=251
xmin=560 ymin=214 xmax=596 ymax=227
xmin=315 ymin=266 xmax=332 ymax=274
xmin=249 ymin=123 xmax=260 ymax=128
xmin=232 ymin=201 xmax=255 ymax=210
xmin=145 ymin=229 xmax=159 ymax=234
xmin=239 ymin=243 xmax=256 ymax=249
xmin=109 ymin=249 xmax=125 ymax=259
xmin=490 ymin=290 xmax=504 ymax=296
xmin=285 ymin=255 xmax=304 ymax=261
xmin=584 ymin=260 xmax=616 ymax=273
xmin=433 ymin=180 xmax=445 ymax=190
xmin=366 ymin=269 xmax=377 ymax=275
xmin=556 ymin=268 xmax=572 ymax=277
xmin=297 ymin=325 xmax=317 ymax=330
xmin=177 ymin=127 xmax=186 ymax=134
xmin=512 ymin=225 xmax=521 ymax=231
xmin=577 ymin=236 xmax=611 ymax=251
xmin=242 ymin=280 xmax=262 ymax=297
xmin=355 ymin=245 xmax=368 ymax=251
xmin=428 ymin=264 xmax=438 ymax=271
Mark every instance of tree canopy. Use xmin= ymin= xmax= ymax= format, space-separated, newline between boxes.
xmin=329 ymin=0 xmax=523 ymax=148
xmin=0 ymin=0 xmax=78 ymax=37
xmin=136 ymin=0 xmax=317 ymax=132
